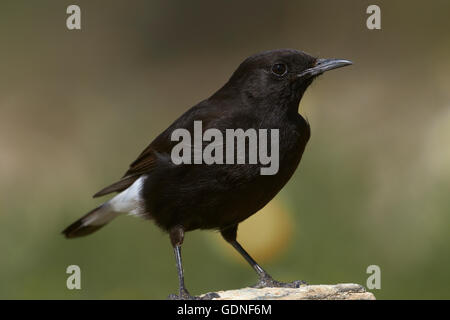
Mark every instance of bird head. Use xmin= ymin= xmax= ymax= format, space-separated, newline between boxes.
xmin=219 ymin=49 xmax=352 ymax=109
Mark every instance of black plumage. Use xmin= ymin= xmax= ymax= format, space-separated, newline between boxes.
xmin=63 ymin=49 xmax=352 ymax=299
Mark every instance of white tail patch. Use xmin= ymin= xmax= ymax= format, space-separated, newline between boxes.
xmin=81 ymin=176 xmax=146 ymax=227
xmin=108 ymin=175 xmax=146 ymax=215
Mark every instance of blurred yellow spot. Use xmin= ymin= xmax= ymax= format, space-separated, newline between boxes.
xmin=207 ymin=198 xmax=294 ymax=264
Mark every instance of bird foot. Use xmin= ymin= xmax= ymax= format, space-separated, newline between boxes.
xmin=252 ymin=274 xmax=307 ymax=289
xmin=168 ymin=289 xmax=219 ymax=300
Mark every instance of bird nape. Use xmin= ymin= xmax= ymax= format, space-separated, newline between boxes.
xmin=62 ymin=49 xmax=352 ymax=300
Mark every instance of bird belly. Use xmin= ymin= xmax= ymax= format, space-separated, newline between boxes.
xmin=142 ymin=120 xmax=309 ymax=232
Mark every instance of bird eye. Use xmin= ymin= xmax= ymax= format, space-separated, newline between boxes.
xmin=271 ymin=63 xmax=287 ymax=76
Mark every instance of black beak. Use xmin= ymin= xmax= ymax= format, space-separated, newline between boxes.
xmin=298 ymin=58 xmax=352 ymax=79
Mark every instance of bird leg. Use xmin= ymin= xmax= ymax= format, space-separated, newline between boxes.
xmin=168 ymin=226 xmax=219 ymax=300
xmin=221 ymin=225 xmax=307 ymax=289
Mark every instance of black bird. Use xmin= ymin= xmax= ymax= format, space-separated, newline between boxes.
xmin=62 ymin=49 xmax=352 ymax=299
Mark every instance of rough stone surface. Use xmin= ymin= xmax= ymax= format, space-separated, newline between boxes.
xmin=202 ymin=283 xmax=375 ymax=300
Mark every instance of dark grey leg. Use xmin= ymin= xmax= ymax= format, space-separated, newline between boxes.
xmin=168 ymin=226 xmax=192 ymax=299
xmin=168 ymin=226 xmax=219 ymax=300
xmin=221 ymin=225 xmax=307 ymax=288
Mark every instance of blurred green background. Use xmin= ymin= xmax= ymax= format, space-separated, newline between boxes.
xmin=1 ymin=0 xmax=449 ymax=299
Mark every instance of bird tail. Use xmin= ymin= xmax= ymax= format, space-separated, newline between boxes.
xmin=62 ymin=203 xmax=120 ymax=238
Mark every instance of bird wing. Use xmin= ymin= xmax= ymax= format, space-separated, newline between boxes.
xmin=93 ymin=102 xmax=226 ymax=198
xmin=92 ymin=151 xmax=158 ymax=198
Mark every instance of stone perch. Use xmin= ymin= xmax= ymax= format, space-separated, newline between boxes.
xmin=202 ymin=284 xmax=375 ymax=300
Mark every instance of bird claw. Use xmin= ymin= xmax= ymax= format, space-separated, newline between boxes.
xmin=252 ymin=275 xmax=308 ymax=289
xmin=168 ymin=289 xmax=220 ymax=300
xmin=201 ymin=292 xmax=221 ymax=300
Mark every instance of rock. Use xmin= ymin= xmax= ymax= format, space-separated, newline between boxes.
xmin=202 ymin=283 xmax=375 ymax=300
